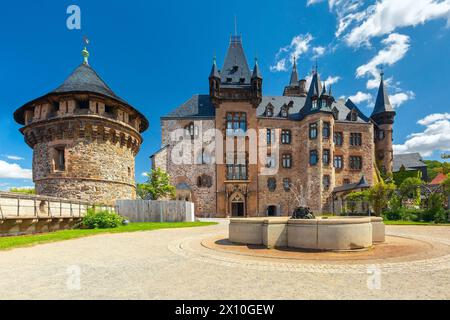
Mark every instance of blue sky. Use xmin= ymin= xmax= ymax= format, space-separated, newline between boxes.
xmin=1 ymin=0 xmax=449 ymax=190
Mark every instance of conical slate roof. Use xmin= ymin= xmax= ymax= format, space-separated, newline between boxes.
xmin=372 ymin=75 xmax=394 ymax=116
xmin=252 ymin=59 xmax=262 ymax=80
xmin=220 ymin=36 xmax=251 ymax=85
xmin=209 ymin=58 xmax=220 ymax=79
xmin=14 ymin=61 xmax=149 ymax=131
xmin=52 ymin=63 xmax=127 ymax=104
xmin=301 ymin=71 xmax=332 ymax=115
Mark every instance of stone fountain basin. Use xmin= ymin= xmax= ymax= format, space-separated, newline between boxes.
xmin=229 ymin=216 xmax=385 ymax=251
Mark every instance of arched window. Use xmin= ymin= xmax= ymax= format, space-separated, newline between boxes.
xmin=266 ymin=105 xmax=274 ymax=117
xmin=267 ymin=178 xmax=277 ymax=192
xmin=184 ymin=122 xmax=198 ymax=139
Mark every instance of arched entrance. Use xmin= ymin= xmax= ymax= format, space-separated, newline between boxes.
xmin=267 ymin=205 xmax=277 ymax=217
xmin=230 ymin=192 xmax=245 ymax=217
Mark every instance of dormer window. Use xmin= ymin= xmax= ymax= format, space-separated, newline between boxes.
xmin=321 ymin=99 xmax=328 ymax=108
xmin=350 ymin=109 xmax=358 ymax=122
xmin=281 ymin=108 xmax=288 ymax=118
xmin=239 ymin=78 xmax=245 ymax=83
xmin=266 ymin=105 xmax=274 ymax=117
xmin=226 ymin=78 xmax=232 ymax=83
xmin=332 ymin=107 xmax=339 ymax=120
xmin=312 ymin=99 xmax=318 ymax=110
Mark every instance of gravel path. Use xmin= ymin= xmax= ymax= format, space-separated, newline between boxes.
xmin=0 ymin=220 xmax=449 ymax=300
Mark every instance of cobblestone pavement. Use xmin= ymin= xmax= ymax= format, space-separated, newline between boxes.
xmin=0 ymin=220 xmax=449 ymax=300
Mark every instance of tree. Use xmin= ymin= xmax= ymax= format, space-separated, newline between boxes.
xmin=137 ymin=168 xmax=176 ymax=200
xmin=345 ymin=191 xmax=369 ymax=215
xmin=443 ymin=174 xmax=450 ymax=195
xmin=399 ymin=177 xmax=424 ymax=207
xmin=367 ymin=183 xmax=396 ymax=216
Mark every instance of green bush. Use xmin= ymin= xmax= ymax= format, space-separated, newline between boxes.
xmin=81 ymin=209 xmax=124 ymax=229
xmin=400 ymin=209 xmax=420 ymax=222
xmin=383 ymin=211 xmax=402 ymax=221
xmin=434 ymin=210 xmax=448 ymax=224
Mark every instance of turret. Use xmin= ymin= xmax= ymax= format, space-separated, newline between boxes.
xmin=283 ymin=57 xmax=307 ymax=97
xmin=209 ymin=57 xmax=221 ymax=106
xmin=371 ymin=71 xmax=396 ymax=175
xmin=251 ymin=58 xmax=263 ymax=106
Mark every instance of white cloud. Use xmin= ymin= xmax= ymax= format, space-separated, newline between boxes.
xmin=6 ymin=155 xmax=24 ymax=161
xmin=308 ymin=0 xmax=450 ymax=47
xmin=312 ymin=46 xmax=326 ymax=58
xmin=356 ymin=33 xmax=410 ymax=89
xmin=324 ymin=75 xmax=341 ymax=86
xmin=345 ymin=0 xmax=450 ymax=47
xmin=394 ymin=113 xmax=450 ymax=157
xmin=271 ymin=34 xmax=314 ymax=72
xmin=348 ymin=91 xmax=373 ymax=104
xmin=270 ymin=59 xmax=287 ymax=72
xmin=390 ymin=91 xmax=415 ymax=108
xmin=0 ymin=160 xmax=32 ymax=180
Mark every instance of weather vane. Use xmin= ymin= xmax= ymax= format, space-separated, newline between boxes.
xmin=82 ymin=36 xmax=90 ymax=65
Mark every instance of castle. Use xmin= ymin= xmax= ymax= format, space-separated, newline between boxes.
xmin=14 ymin=47 xmax=148 ymax=205
xmin=152 ymin=35 xmax=396 ymax=217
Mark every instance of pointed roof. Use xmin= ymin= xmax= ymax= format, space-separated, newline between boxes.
xmin=289 ymin=58 xmax=299 ymax=86
xmin=372 ymin=73 xmax=394 ymax=116
xmin=209 ymin=57 xmax=220 ymax=79
xmin=52 ymin=63 xmax=126 ymax=103
xmin=308 ymin=71 xmax=323 ymax=97
xmin=220 ymin=36 xmax=251 ymax=85
xmin=14 ymin=52 xmax=149 ymax=131
xmin=252 ymin=58 xmax=262 ymax=80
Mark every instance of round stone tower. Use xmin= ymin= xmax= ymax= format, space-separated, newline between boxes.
xmin=13 ymin=46 xmax=148 ymax=205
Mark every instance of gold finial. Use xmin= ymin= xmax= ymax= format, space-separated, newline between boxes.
xmin=82 ymin=36 xmax=90 ymax=65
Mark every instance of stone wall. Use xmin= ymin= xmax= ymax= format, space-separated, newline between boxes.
xmin=27 ymin=117 xmax=141 ymax=205
xmin=160 ymin=119 xmax=217 ymax=217
xmin=116 ymin=200 xmax=195 ymax=222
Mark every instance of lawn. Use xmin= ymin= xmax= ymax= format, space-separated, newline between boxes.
xmin=0 ymin=222 xmax=217 ymax=251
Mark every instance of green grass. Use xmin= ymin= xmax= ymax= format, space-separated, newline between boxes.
xmin=0 ymin=222 xmax=217 ymax=251
xmin=384 ymin=220 xmax=450 ymax=226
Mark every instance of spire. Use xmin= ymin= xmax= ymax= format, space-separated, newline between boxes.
xmin=289 ymin=57 xmax=299 ymax=86
xmin=372 ymin=70 xmax=394 ymax=117
xmin=82 ymin=36 xmax=90 ymax=65
xmin=221 ymin=33 xmax=251 ymax=85
xmin=328 ymin=84 xmax=332 ymax=96
xmin=209 ymin=56 xmax=220 ymax=79
xmin=321 ymin=81 xmax=328 ymax=96
xmin=308 ymin=70 xmax=322 ymax=97
xmin=252 ymin=58 xmax=262 ymax=80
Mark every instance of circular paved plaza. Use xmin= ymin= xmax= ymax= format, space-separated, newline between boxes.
xmin=0 ymin=219 xmax=449 ymax=300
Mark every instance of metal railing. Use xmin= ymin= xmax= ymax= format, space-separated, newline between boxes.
xmin=0 ymin=192 xmax=114 ymax=220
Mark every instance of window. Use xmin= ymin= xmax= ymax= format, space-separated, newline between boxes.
xmin=53 ymin=147 xmax=66 ymax=172
xmin=267 ymin=129 xmax=273 ymax=145
xmin=323 ymin=122 xmax=331 ymax=139
xmin=321 ymin=99 xmax=328 ymax=108
xmin=281 ymin=108 xmax=288 ymax=118
xmin=281 ymin=130 xmax=291 ymax=144
xmin=267 ymin=178 xmax=277 ymax=192
xmin=266 ymin=107 xmax=274 ymax=117
xmin=309 ymin=123 xmax=318 ymax=139
xmin=377 ymin=130 xmax=385 ymax=141
xmin=312 ymin=100 xmax=318 ymax=110
xmin=350 ymin=133 xmax=362 ymax=146
xmin=350 ymin=110 xmax=358 ymax=121
xmin=334 ymin=155 xmax=343 ymax=170
xmin=282 ymin=154 xmax=292 ymax=168
xmin=334 ymin=132 xmax=343 ymax=146
xmin=184 ymin=122 xmax=198 ymax=139
xmin=323 ymin=175 xmax=331 ymax=191
xmin=344 ymin=179 xmax=351 ymax=185
xmin=310 ymin=150 xmax=318 ymax=166
xmin=332 ymin=108 xmax=339 ymax=120
xmin=283 ymin=178 xmax=291 ymax=192
xmin=323 ymin=149 xmax=330 ymax=166
xmin=197 ymin=175 xmax=212 ymax=188
xmin=226 ymin=112 xmax=247 ymax=135
xmin=350 ymin=156 xmax=363 ymax=170
xmin=226 ymin=164 xmax=248 ymax=180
